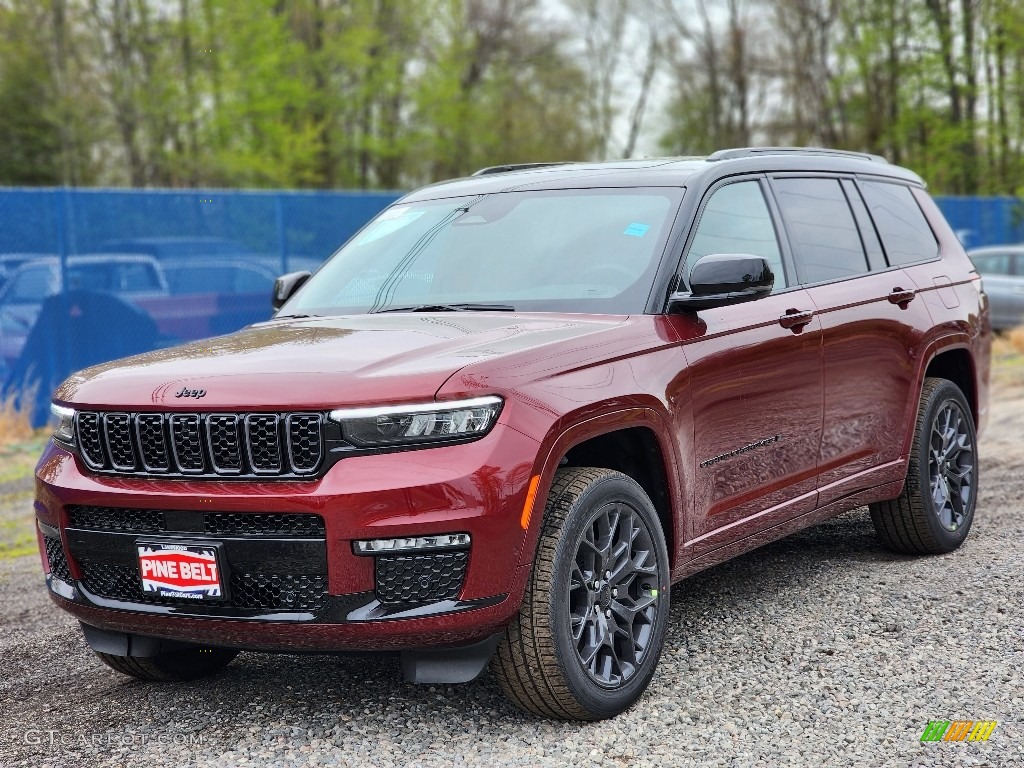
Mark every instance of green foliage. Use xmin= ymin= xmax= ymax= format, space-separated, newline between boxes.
xmin=3 ymin=1 xmax=1024 ymax=193
xmin=0 ymin=0 xmax=598 ymax=190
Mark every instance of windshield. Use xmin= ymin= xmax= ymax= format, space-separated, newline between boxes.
xmin=282 ymin=188 xmax=682 ymax=315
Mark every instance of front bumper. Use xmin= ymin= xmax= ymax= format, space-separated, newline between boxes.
xmin=34 ymin=423 xmax=540 ymax=652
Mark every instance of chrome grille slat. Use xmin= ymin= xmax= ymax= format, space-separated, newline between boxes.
xmin=245 ymin=414 xmax=283 ymax=474
xmin=207 ymin=414 xmax=243 ymax=474
xmin=286 ymin=414 xmax=323 ymax=474
xmin=103 ymin=414 xmax=137 ymax=470
xmin=170 ymin=414 xmax=205 ymax=473
xmin=73 ymin=411 xmax=323 ymax=479
xmin=136 ymin=414 xmax=169 ymax=471
xmin=76 ymin=412 xmax=106 ymax=468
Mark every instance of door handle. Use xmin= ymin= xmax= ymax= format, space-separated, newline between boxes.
xmin=888 ymin=287 xmax=916 ymax=309
xmin=779 ymin=308 xmax=814 ymax=331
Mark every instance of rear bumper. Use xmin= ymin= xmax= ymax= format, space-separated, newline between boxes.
xmin=34 ymin=423 xmax=540 ymax=652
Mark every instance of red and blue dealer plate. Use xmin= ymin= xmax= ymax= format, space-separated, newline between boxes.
xmin=137 ymin=543 xmax=224 ymax=600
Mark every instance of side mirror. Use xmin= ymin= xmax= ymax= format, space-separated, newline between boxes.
xmin=668 ymin=254 xmax=774 ymax=312
xmin=272 ymin=271 xmax=312 ymax=311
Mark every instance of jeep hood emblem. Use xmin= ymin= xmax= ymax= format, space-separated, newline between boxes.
xmin=174 ymin=387 xmax=206 ymax=399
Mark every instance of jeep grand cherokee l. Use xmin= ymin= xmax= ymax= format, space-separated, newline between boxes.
xmin=36 ymin=148 xmax=990 ymax=720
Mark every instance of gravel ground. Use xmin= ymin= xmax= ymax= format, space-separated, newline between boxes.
xmin=1 ymin=374 xmax=1021 ymax=768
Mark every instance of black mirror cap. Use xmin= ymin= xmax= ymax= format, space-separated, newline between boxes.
xmin=272 ymin=271 xmax=312 ymax=311
xmin=668 ymin=254 xmax=774 ymax=312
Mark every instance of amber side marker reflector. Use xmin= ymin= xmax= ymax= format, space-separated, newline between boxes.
xmin=520 ymin=475 xmax=541 ymax=530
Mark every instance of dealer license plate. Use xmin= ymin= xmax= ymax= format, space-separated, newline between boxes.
xmin=137 ymin=543 xmax=224 ymax=600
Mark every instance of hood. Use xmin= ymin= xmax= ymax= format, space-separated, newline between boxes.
xmin=55 ymin=313 xmax=628 ymax=410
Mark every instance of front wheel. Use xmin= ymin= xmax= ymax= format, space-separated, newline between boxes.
xmin=870 ymin=377 xmax=978 ymax=554
xmin=493 ymin=467 xmax=671 ymax=720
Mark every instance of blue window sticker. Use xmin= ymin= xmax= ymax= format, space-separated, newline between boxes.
xmin=356 ymin=207 xmax=426 ymax=245
xmin=623 ymin=223 xmax=650 ymax=237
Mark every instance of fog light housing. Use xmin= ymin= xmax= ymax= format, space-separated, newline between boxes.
xmin=353 ymin=533 xmax=471 ymax=555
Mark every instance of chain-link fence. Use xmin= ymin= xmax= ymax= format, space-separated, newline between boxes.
xmin=0 ymin=187 xmax=399 ymax=424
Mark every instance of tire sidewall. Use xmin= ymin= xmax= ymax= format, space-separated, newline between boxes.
xmin=914 ymin=382 xmax=978 ymax=552
xmin=546 ymin=474 xmax=671 ymax=718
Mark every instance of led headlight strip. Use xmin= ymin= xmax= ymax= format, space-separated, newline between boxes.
xmin=328 ymin=396 xmax=503 ymax=448
xmin=50 ymin=404 xmax=76 ymax=445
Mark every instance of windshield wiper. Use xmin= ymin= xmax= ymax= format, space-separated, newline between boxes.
xmin=276 ymin=313 xmax=321 ymax=319
xmin=374 ymin=303 xmax=516 ymax=313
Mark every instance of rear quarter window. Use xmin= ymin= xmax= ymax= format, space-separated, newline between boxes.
xmin=859 ymin=181 xmax=939 ymax=265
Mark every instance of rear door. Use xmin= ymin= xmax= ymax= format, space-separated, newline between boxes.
xmin=769 ymin=175 xmax=933 ymax=506
xmin=674 ymin=177 xmax=824 ymax=551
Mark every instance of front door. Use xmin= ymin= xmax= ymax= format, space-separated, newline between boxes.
xmin=673 ymin=178 xmax=824 ymax=552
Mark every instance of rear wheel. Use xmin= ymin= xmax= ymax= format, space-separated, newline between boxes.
xmin=493 ymin=467 xmax=671 ymax=720
xmin=94 ymin=647 xmax=239 ymax=682
xmin=870 ymin=377 xmax=978 ymax=554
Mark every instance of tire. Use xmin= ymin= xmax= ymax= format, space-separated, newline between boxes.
xmin=493 ymin=467 xmax=671 ymax=720
xmin=869 ymin=377 xmax=978 ymax=555
xmin=94 ymin=647 xmax=239 ymax=682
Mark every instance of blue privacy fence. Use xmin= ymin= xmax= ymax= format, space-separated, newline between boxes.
xmin=0 ymin=187 xmax=401 ymax=425
xmin=935 ymin=195 xmax=1024 ymax=249
xmin=0 ymin=187 xmax=1020 ymax=426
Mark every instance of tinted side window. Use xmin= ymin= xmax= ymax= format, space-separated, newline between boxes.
xmin=686 ymin=181 xmax=786 ymax=289
xmin=860 ymin=181 xmax=938 ymax=265
xmin=970 ymin=253 xmax=1012 ymax=276
xmin=773 ymin=178 xmax=868 ymax=284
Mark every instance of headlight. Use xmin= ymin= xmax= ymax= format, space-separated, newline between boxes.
xmin=329 ymin=396 xmax=503 ymax=448
xmin=50 ymin=403 xmax=76 ymax=445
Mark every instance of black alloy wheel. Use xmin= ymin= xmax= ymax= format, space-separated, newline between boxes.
xmin=493 ymin=467 xmax=671 ymax=720
xmin=569 ymin=500 xmax=660 ymax=688
xmin=870 ymin=377 xmax=979 ymax=554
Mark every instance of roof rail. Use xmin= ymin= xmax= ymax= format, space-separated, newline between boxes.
xmin=707 ymin=147 xmax=888 ymax=164
xmin=471 ymin=162 xmax=571 ymax=176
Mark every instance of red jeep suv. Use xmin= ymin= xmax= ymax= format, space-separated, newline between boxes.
xmin=36 ymin=148 xmax=990 ymax=720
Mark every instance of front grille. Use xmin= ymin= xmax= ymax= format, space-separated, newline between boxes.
xmin=75 ymin=411 xmax=324 ymax=478
xmin=78 ymin=563 xmax=326 ymax=613
xmin=375 ymin=551 xmax=468 ymax=606
xmin=67 ymin=506 xmax=325 ymax=537
xmin=44 ymin=536 xmax=73 ymax=584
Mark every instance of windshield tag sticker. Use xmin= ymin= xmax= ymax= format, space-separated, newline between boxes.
xmin=356 ymin=209 xmax=425 ymax=244
xmin=623 ymin=223 xmax=650 ymax=237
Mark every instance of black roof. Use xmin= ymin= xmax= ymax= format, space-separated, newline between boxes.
xmin=403 ymin=148 xmax=924 ymax=203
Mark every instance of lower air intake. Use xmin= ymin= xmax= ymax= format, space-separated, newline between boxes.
xmin=374 ymin=551 xmax=468 ymax=606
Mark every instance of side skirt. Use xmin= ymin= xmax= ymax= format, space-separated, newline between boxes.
xmin=673 ymin=476 xmax=905 ymax=582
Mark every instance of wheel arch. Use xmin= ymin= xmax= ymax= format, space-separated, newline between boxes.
xmin=517 ymin=407 xmax=684 ymax=572
xmin=923 ymin=346 xmax=978 ymax=425
xmin=901 ymin=338 xmax=979 ymax=459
